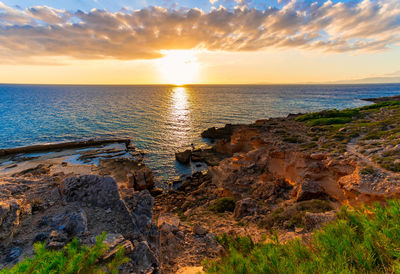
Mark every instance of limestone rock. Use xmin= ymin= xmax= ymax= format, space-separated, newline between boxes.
xmin=128 ymin=167 xmax=154 ymax=191
xmin=175 ymin=150 xmax=192 ymax=164
xmin=4 ymin=246 xmax=22 ymax=263
xmin=60 ymin=175 xmax=121 ymax=209
xmin=129 ymin=241 xmax=159 ymax=274
xmin=193 ymin=223 xmax=207 ymax=235
xmin=102 ymin=233 xmax=134 ymax=261
xmin=201 ymin=124 xmax=235 ymax=140
xmin=233 ymin=198 xmax=259 ymax=219
xmin=296 ymin=180 xmax=329 ymax=202
xmin=46 ymin=230 xmax=68 ymax=249
xmin=52 ymin=209 xmax=88 ymax=237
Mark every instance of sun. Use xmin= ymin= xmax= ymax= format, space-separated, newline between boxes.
xmin=158 ymin=50 xmax=200 ymax=85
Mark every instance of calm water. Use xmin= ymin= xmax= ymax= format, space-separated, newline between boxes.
xmin=1 ymin=84 xmax=400 ymax=180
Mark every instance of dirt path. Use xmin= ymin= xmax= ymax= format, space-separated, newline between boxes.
xmin=347 ymin=137 xmax=399 ymax=178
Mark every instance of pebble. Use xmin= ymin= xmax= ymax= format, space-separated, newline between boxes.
xmin=4 ymin=247 xmax=22 ymax=263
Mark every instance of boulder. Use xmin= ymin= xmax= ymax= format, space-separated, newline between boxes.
xmin=123 ymin=190 xmax=154 ymax=235
xmin=129 ymin=241 xmax=159 ymax=273
xmin=4 ymin=246 xmax=22 ymax=263
xmin=304 ymin=211 xmax=336 ymax=230
xmin=175 ymin=150 xmax=192 ymax=164
xmin=296 ymin=180 xmax=329 ymax=202
xmin=201 ymin=124 xmax=235 ymax=140
xmin=102 ymin=233 xmax=134 ymax=260
xmin=233 ymin=198 xmax=259 ymax=219
xmin=157 ymin=213 xmax=180 ymax=233
xmin=192 ymin=223 xmax=207 ymax=235
xmin=127 ymin=167 xmax=154 ymax=191
xmin=60 ymin=175 xmax=122 ymax=209
xmin=52 ymin=209 xmax=88 ymax=237
xmin=46 ymin=230 xmax=68 ymax=249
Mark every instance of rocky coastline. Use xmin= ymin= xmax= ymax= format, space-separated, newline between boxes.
xmin=1 ymin=95 xmax=400 ymax=273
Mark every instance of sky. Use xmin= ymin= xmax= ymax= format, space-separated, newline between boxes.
xmin=0 ymin=0 xmax=399 ymax=84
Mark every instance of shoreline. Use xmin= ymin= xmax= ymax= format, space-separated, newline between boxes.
xmin=1 ymin=93 xmax=400 ymax=272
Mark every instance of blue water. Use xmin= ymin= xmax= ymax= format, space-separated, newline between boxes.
xmin=1 ymin=84 xmax=400 ymax=180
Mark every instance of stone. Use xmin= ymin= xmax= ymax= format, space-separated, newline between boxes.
xmin=175 ymin=150 xmax=192 ymax=164
xmin=201 ymin=124 xmax=235 ymax=140
xmin=102 ymin=233 xmax=134 ymax=261
xmin=4 ymin=246 xmax=22 ymax=263
xmin=127 ymin=167 xmax=154 ymax=191
xmin=129 ymin=241 xmax=159 ymax=273
xmin=46 ymin=230 xmax=68 ymax=250
xmin=52 ymin=209 xmax=88 ymax=236
xmin=193 ymin=223 xmax=207 ymax=235
xmin=233 ymin=198 xmax=259 ymax=219
xmin=304 ymin=211 xmax=336 ymax=230
xmin=60 ymin=175 xmax=122 ymax=209
xmin=296 ymin=180 xmax=329 ymax=202
xmin=123 ymin=190 xmax=154 ymax=235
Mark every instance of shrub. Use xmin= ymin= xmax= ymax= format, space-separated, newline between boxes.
xmin=306 ymin=117 xmax=352 ymax=127
xmin=360 ymin=165 xmax=375 ymax=175
xmin=205 ymin=199 xmax=400 ymax=273
xmin=259 ymin=200 xmax=332 ymax=229
xmin=208 ymin=197 xmax=236 ymax=213
xmin=359 ymin=101 xmax=400 ymax=110
xmin=295 ymin=109 xmax=359 ymax=122
xmin=1 ymin=232 xmax=129 ymax=274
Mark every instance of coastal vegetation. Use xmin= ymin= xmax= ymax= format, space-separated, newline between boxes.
xmin=1 ymin=233 xmax=128 ymax=274
xmin=293 ymin=101 xmax=400 ymax=171
xmin=205 ymin=200 xmax=400 ymax=274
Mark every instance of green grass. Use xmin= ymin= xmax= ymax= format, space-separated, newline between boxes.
xmin=258 ymin=200 xmax=333 ymax=229
xmin=306 ymin=117 xmax=352 ymax=126
xmin=359 ymin=101 xmax=400 ymax=110
xmin=205 ymin=199 xmax=400 ymax=273
xmin=208 ymin=197 xmax=236 ymax=213
xmin=295 ymin=109 xmax=359 ymax=122
xmin=1 ymin=232 xmax=129 ymax=274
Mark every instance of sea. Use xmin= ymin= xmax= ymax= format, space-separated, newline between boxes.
xmin=1 ymin=84 xmax=400 ymax=180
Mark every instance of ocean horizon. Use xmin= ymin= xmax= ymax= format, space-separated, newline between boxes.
xmin=1 ymin=83 xmax=400 ymax=180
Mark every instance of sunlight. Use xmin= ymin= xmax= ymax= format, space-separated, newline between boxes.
xmin=158 ymin=50 xmax=200 ymax=85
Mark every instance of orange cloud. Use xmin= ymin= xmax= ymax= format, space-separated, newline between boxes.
xmin=0 ymin=0 xmax=399 ymax=64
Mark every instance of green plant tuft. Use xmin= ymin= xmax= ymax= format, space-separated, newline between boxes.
xmin=1 ymin=232 xmax=129 ymax=274
xmin=205 ymin=199 xmax=400 ymax=273
xmin=208 ymin=197 xmax=236 ymax=213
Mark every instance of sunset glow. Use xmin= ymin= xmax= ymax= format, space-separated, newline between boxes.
xmin=158 ymin=51 xmax=200 ymax=85
xmin=0 ymin=0 xmax=399 ymax=84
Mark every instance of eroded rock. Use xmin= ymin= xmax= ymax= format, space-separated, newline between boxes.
xmin=296 ymin=180 xmax=329 ymax=202
xmin=233 ymin=198 xmax=259 ymax=219
xmin=60 ymin=175 xmax=121 ymax=209
xmin=127 ymin=167 xmax=154 ymax=191
xmin=175 ymin=150 xmax=192 ymax=164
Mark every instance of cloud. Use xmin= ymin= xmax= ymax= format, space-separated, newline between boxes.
xmin=0 ymin=0 xmax=399 ymax=63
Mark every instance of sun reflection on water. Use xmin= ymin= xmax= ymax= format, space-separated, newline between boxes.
xmin=168 ymin=87 xmax=192 ymax=148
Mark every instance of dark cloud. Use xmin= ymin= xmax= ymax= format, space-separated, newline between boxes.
xmin=0 ymin=0 xmax=399 ymax=63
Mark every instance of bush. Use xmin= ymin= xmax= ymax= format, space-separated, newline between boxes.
xmin=259 ymin=200 xmax=333 ymax=229
xmin=306 ymin=117 xmax=352 ymax=126
xmin=295 ymin=109 xmax=359 ymax=122
xmin=208 ymin=197 xmax=236 ymax=213
xmin=205 ymin=199 xmax=400 ymax=273
xmin=359 ymin=101 xmax=400 ymax=110
xmin=1 ymin=232 xmax=129 ymax=274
